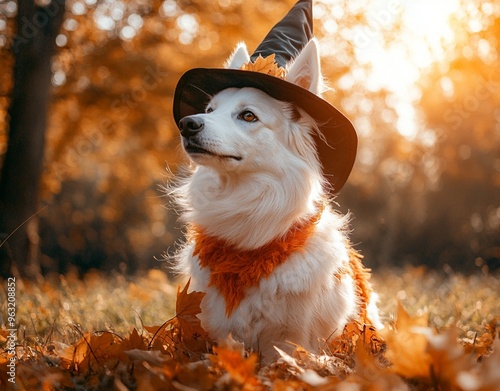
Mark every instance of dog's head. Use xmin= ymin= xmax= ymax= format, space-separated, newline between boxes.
xmin=178 ymin=40 xmax=325 ymax=177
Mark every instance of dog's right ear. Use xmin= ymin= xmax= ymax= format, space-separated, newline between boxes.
xmin=286 ymin=39 xmax=323 ymax=96
xmin=224 ymin=43 xmax=251 ymax=69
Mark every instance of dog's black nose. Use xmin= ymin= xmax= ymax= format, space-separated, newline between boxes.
xmin=179 ymin=116 xmax=204 ymax=138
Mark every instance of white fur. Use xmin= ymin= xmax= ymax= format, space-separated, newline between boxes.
xmin=225 ymin=42 xmax=251 ymax=69
xmin=172 ymin=39 xmax=381 ymax=361
xmin=287 ymin=39 xmax=324 ymax=95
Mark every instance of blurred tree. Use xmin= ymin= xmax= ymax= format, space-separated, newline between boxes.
xmin=339 ymin=0 xmax=500 ymax=271
xmin=0 ymin=0 xmax=498 ymax=274
xmin=1 ymin=0 xmax=297 ymax=274
xmin=412 ymin=9 xmax=500 ymax=270
xmin=0 ymin=0 xmax=65 ymax=277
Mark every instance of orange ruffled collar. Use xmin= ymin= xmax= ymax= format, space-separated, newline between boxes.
xmin=188 ymin=206 xmax=372 ymax=320
xmin=188 ymin=207 xmax=323 ymax=316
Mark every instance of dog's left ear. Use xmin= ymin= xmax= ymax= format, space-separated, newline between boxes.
xmin=286 ymin=39 xmax=322 ymax=96
xmin=225 ymin=43 xmax=251 ymax=69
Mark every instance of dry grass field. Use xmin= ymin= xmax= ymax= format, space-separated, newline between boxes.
xmin=1 ymin=267 xmax=499 ymax=390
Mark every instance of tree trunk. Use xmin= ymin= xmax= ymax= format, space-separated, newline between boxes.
xmin=0 ymin=0 xmax=65 ymax=277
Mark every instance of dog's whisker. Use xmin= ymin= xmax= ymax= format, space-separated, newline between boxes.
xmin=187 ymin=83 xmax=213 ymax=100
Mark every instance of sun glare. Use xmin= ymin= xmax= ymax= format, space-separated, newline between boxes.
xmin=320 ymin=0 xmax=462 ymax=139
xmin=402 ymin=0 xmax=459 ymax=66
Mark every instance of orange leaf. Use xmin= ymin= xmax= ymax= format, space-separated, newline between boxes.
xmin=424 ymin=328 xmax=476 ymax=389
xmin=211 ymin=345 xmax=260 ymax=387
xmin=144 ymin=324 xmax=163 ymax=335
xmin=329 ymin=321 xmax=362 ymax=358
xmin=176 ymin=279 xmax=209 ymax=351
xmin=0 ymin=329 xmax=9 ymax=343
xmin=58 ymin=331 xmax=123 ymax=372
xmin=382 ymin=302 xmax=430 ymax=379
xmin=128 ymin=327 xmax=147 ymax=349
xmin=58 ymin=333 xmax=90 ymax=371
xmin=88 ymin=332 xmax=124 ymax=362
xmin=126 ymin=349 xmax=170 ymax=366
xmin=463 ymin=317 xmax=498 ymax=359
xmin=145 ymin=318 xmax=180 ymax=355
xmin=477 ymin=338 xmax=500 ymax=390
xmin=240 ymin=54 xmax=287 ymax=79
xmin=346 ymin=341 xmax=408 ymax=390
xmin=119 ymin=328 xmax=149 ymax=360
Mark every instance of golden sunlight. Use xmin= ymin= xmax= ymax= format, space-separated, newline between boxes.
xmin=318 ymin=0 xmax=463 ymax=139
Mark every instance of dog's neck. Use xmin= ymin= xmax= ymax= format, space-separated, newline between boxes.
xmin=181 ymin=166 xmax=324 ymax=250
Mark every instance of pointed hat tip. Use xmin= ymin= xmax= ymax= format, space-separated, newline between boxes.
xmin=251 ymin=0 xmax=313 ymax=68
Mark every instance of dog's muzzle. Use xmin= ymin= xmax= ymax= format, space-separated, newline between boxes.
xmin=179 ymin=116 xmax=204 ymax=139
xmin=179 ymin=115 xmax=243 ymax=161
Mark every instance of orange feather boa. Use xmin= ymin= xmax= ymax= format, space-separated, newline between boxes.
xmin=189 ymin=209 xmax=323 ymax=315
xmin=189 ymin=207 xmax=372 ymax=319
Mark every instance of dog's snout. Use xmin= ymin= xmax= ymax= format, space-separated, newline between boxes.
xmin=179 ymin=116 xmax=204 ymax=138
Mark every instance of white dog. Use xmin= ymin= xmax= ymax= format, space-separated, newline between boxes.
xmin=171 ymin=38 xmax=381 ymax=360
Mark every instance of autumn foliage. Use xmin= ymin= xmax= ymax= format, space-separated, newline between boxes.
xmin=1 ymin=274 xmax=499 ymax=390
xmin=240 ymin=54 xmax=287 ymax=79
xmin=0 ymin=0 xmax=499 ymax=386
xmin=0 ymin=0 xmax=498 ymax=274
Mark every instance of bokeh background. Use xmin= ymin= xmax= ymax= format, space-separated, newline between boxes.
xmin=0 ymin=0 xmax=499 ymax=276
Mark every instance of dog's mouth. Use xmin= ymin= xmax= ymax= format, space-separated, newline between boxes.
xmin=184 ymin=143 xmax=242 ymax=161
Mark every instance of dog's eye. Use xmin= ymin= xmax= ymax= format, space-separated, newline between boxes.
xmin=206 ymin=107 xmax=214 ymax=113
xmin=239 ymin=110 xmax=258 ymax=122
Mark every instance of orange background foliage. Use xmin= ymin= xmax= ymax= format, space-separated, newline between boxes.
xmin=0 ymin=0 xmax=498 ymax=273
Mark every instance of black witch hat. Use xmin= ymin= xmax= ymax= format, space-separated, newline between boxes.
xmin=173 ymin=0 xmax=357 ymax=192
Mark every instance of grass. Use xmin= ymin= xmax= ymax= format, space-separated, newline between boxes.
xmin=372 ymin=267 xmax=499 ymax=335
xmin=1 ymin=266 xmax=498 ymax=345
xmin=1 ymin=269 xmax=177 ymax=341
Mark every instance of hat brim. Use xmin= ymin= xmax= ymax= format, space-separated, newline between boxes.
xmin=173 ymin=68 xmax=357 ymax=193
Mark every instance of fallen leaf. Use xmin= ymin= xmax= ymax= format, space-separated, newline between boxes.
xmin=175 ymin=279 xmax=210 ymax=352
xmin=476 ymin=338 xmax=500 ymax=390
xmin=382 ymin=302 xmax=430 ymax=379
xmin=58 ymin=333 xmax=90 ymax=371
xmin=275 ymin=347 xmax=331 ymax=388
xmin=59 ymin=331 xmax=123 ymax=373
xmin=211 ymin=341 xmax=261 ymax=389
xmin=0 ymin=329 xmax=8 ymax=343
xmin=126 ymin=349 xmax=169 ymax=366
xmin=463 ymin=317 xmax=498 ymax=359
xmin=175 ymin=360 xmax=216 ymax=391
xmin=344 ymin=341 xmax=409 ymax=391
xmin=120 ymin=327 xmax=149 ymax=358
xmin=419 ymin=327 xmax=479 ymax=390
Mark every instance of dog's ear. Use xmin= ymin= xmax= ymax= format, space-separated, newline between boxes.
xmin=225 ymin=43 xmax=251 ymax=69
xmin=286 ymin=39 xmax=323 ymax=95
